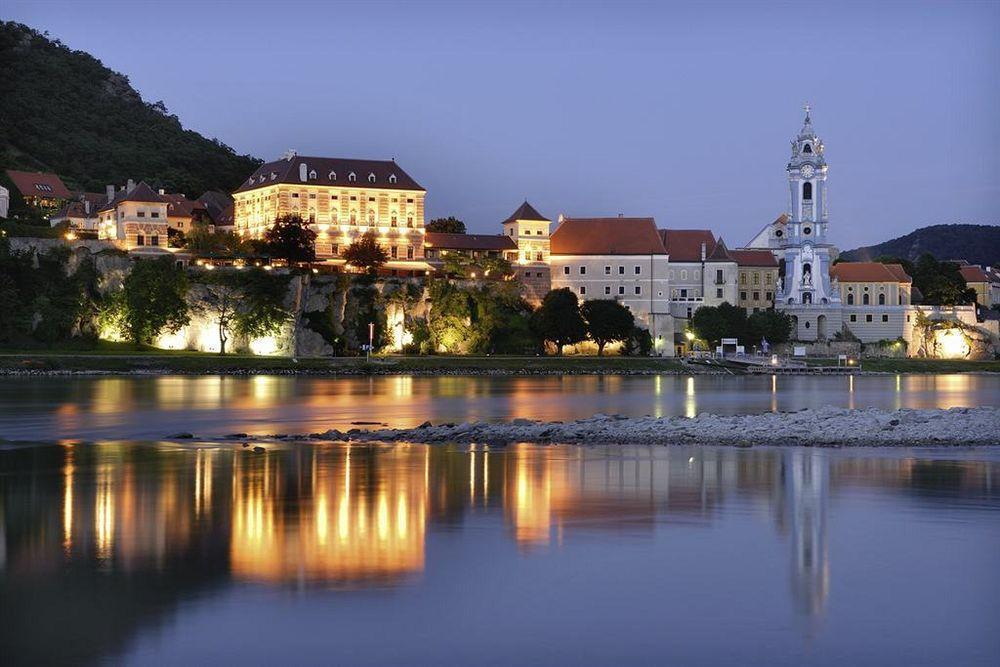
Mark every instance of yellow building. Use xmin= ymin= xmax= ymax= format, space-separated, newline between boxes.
xmin=731 ymin=249 xmax=780 ymax=312
xmin=97 ymin=181 xmax=171 ymax=252
xmin=502 ymin=201 xmax=552 ymax=301
xmin=959 ymin=265 xmax=1000 ymax=307
xmin=830 ymin=262 xmax=912 ymax=307
xmin=233 ymin=153 xmax=428 ymax=271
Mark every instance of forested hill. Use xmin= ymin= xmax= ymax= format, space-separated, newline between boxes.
xmin=840 ymin=224 xmax=1000 ymax=266
xmin=0 ymin=21 xmax=261 ymax=196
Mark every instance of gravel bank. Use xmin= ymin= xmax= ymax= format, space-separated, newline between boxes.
xmin=192 ymin=406 xmax=1000 ymax=448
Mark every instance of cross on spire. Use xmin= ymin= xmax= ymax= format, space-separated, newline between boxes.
xmin=803 ymin=102 xmax=812 ymax=124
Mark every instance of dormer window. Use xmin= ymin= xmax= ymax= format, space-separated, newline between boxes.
xmin=368 ymin=173 xmax=376 ymax=184
xmin=270 ymin=172 xmax=277 ymax=180
xmin=803 ymin=143 xmax=812 ymax=154
xmin=309 ymin=170 xmax=317 ymax=180
xmin=388 ymin=174 xmax=397 ymax=184
xmin=328 ymin=171 xmax=337 ymax=181
xmin=348 ymin=172 xmax=357 ymax=182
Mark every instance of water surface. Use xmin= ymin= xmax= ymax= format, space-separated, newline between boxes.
xmin=2 ymin=441 xmax=998 ymax=665
xmin=1 ymin=373 xmax=997 ymax=440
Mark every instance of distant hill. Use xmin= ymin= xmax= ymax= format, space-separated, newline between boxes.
xmin=840 ymin=224 xmax=1000 ymax=266
xmin=0 ymin=21 xmax=261 ymax=198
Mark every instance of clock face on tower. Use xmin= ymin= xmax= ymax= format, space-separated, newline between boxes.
xmin=801 ymin=164 xmax=815 ymax=178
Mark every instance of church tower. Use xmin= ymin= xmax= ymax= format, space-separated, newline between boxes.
xmin=777 ymin=105 xmax=839 ymax=309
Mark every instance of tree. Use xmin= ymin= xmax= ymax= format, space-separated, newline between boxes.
xmin=531 ymin=288 xmax=587 ymax=355
xmin=910 ymin=254 xmax=975 ymax=306
xmin=581 ymin=299 xmax=635 ymax=355
xmin=110 ymin=257 xmax=189 ymax=347
xmin=690 ymin=302 xmax=748 ymax=347
xmin=343 ymin=231 xmax=389 ymax=275
xmin=426 ymin=216 xmax=466 ymax=234
xmin=263 ymin=213 xmax=316 ymax=263
xmin=747 ymin=309 xmax=794 ymax=345
xmin=442 ymin=251 xmax=514 ymax=280
xmin=197 ymin=276 xmax=240 ymax=354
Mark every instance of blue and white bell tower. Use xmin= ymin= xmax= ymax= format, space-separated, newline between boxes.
xmin=778 ymin=104 xmax=839 ymax=308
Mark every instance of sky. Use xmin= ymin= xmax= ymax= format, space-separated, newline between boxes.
xmin=5 ymin=0 xmax=999 ymax=248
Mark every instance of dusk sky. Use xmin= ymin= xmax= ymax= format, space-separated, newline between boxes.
xmin=6 ymin=0 xmax=999 ymax=248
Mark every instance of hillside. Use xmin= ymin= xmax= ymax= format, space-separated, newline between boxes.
xmin=840 ymin=224 xmax=1000 ymax=266
xmin=0 ymin=21 xmax=260 ymax=198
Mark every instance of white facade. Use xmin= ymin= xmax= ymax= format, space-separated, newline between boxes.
xmin=550 ymin=253 xmax=674 ymax=354
xmin=0 ymin=185 xmax=8 ymax=219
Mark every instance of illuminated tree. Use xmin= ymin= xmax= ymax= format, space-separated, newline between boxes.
xmin=109 ymin=257 xmax=189 ymax=347
xmin=343 ymin=231 xmax=389 ymax=275
xmin=263 ymin=213 xmax=316 ymax=263
xmin=581 ymin=299 xmax=634 ymax=355
xmin=532 ymin=288 xmax=586 ymax=355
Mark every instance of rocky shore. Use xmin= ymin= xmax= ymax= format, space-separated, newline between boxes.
xmin=191 ymin=406 xmax=1000 ymax=448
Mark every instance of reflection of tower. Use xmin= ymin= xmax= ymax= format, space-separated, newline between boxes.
xmin=784 ymin=450 xmax=830 ymax=618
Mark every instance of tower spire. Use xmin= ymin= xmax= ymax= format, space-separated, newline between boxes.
xmin=803 ymin=102 xmax=812 ymax=125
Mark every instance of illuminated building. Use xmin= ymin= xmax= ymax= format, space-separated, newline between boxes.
xmin=97 ymin=180 xmax=171 ymax=253
xmin=4 ymin=169 xmax=72 ymax=212
xmin=731 ymin=249 xmax=780 ymax=313
xmin=232 ymin=152 xmax=430 ymax=274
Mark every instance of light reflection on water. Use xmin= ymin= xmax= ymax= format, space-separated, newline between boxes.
xmin=1 ymin=373 xmax=997 ymax=441
xmin=1 ymin=441 xmax=997 ymax=665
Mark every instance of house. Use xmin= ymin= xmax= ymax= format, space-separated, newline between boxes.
xmin=423 ymin=232 xmax=517 ymax=263
xmin=5 ymin=170 xmax=73 ymax=211
xmin=658 ymin=229 xmax=739 ymax=322
xmin=550 ymin=216 xmax=673 ymax=354
xmin=730 ymin=249 xmax=780 ymax=312
xmin=97 ymin=180 xmax=170 ymax=252
xmin=501 ymin=202 xmax=552 ymax=301
xmin=829 ymin=262 xmax=912 ymax=341
xmin=49 ymin=192 xmax=107 ymax=233
xmin=958 ymin=265 xmax=999 ymax=307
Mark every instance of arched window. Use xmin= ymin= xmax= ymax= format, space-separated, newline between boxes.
xmin=803 ymin=143 xmax=812 ymax=154
xmin=862 ymin=293 xmax=870 ymax=305
xmin=847 ymin=293 xmax=854 ymax=305
xmin=368 ymin=173 xmax=376 ymax=184
xmin=803 ymin=182 xmax=813 ymax=201
xmin=348 ymin=172 xmax=357 ymax=182
xmin=328 ymin=171 xmax=337 ymax=181
xmin=803 ymin=293 xmax=812 ymax=304
xmin=309 ymin=170 xmax=317 ymax=180
xmin=878 ymin=293 xmax=886 ymax=305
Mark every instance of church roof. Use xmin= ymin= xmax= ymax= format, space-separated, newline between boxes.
xmin=551 ymin=217 xmax=666 ymax=255
xmin=502 ymin=201 xmax=549 ymax=224
xmin=830 ymin=262 xmax=912 ymax=284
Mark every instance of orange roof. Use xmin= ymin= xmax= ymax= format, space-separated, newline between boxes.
xmin=659 ymin=229 xmax=717 ymax=262
xmin=959 ymin=265 xmax=989 ymax=283
xmin=830 ymin=262 xmax=912 ymax=283
xmin=730 ymin=249 xmax=779 ymax=267
xmin=551 ymin=217 xmax=666 ymax=255
xmin=5 ymin=170 xmax=72 ymax=199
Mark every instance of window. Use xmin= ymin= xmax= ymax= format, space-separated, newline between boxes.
xmin=680 ymin=289 xmax=688 ymax=298
xmin=605 ymin=286 xmax=611 ymax=295
xmin=150 ymin=235 xmax=159 ymax=246
xmin=618 ymin=286 xmax=625 ymax=295
xmin=866 ymin=314 xmax=873 ymax=323
xmin=716 ymin=269 xmax=723 ymax=284
xmin=618 ymin=266 xmax=625 ymax=275
xmin=368 ymin=173 xmax=376 ymax=183
xmin=137 ymin=211 xmax=145 ymax=218
xmin=803 ymin=227 xmax=811 ymax=235
xmin=775 ymin=230 xmax=783 ymax=238
xmin=634 ymin=286 xmax=641 ymax=295
xmin=292 ymin=192 xmax=299 ymax=198
xmin=564 ymin=266 xmax=570 ymax=275
xmin=407 ymin=215 xmax=414 ymax=228
xmin=151 ymin=211 xmax=159 ymax=218
xmin=332 ymin=243 xmax=339 ymax=255
xmin=803 ymin=143 xmax=812 ymax=154
xmin=766 ymin=274 xmax=773 ymax=285
xmin=878 ymin=293 xmax=886 ymax=305
xmin=634 ymin=266 xmax=641 ymax=275
xmin=524 ymin=271 xmax=531 ymax=277
xmin=716 ymin=288 xmax=723 ymax=298
xmin=580 ymin=266 xmax=586 ymax=275
xmin=348 ymin=172 xmax=357 ymax=182
xmin=535 ymin=252 xmax=543 ymax=261
xmin=753 ymin=292 xmax=760 ymax=301
xmin=681 ymin=270 xmax=688 ymax=280
xmin=740 ymin=291 xmax=747 ymax=301
xmin=740 ymin=272 xmax=747 ymax=285
xmin=391 ymin=212 xmax=398 ymax=227
xmin=803 ymin=182 xmax=813 ymax=200
xmin=329 ymin=171 xmax=337 ymax=181
xmin=847 ymin=293 xmax=854 ymax=305
xmin=882 ymin=314 xmax=889 ymax=323
xmin=863 ymin=293 xmax=870 ymax=305
xmin=136 ymin=234 xmax=145 ymax=246
xmin=390 ymin=245 xmax=398 ymax=259
xmin=389 ymin=174 xmax=397 ymax=184
xmin=580 ymin=286 xmax=587 ymax=295
xmin=753 ymin=273 xmax=760 ymax=285
xmin=605 ymin=266 xmax=611 ymax=275
xmin=766 ymin=292 xmax=772 ymax=300
xmin=850 ymin=314 xmax=857 ymax=322
xmin=687 ymin=307 xmax=693 ymax=318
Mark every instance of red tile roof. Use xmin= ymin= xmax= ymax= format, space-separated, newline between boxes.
xmin=959 ymin=265 xmax=990 ymax=283
xmin=98 ymin=182 xmax=165 ymax=212
xmin=730 ymin=249 xmax=779 ymax=267
xmin=424 ymin=232 xmax=517 ymax=251
xmin=830 ymin=262 xmax=912 ymax=283
xmin=5 ymin=170 xmax=72 ymax=199
xmin=659 ymin=229 xmax=717 ymax=262
xmin=551 ymin=217 xmax=666 ymax=255
xmin=235 ymin=155 xmax=423 ymax=193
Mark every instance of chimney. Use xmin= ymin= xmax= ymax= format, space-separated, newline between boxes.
xmin=700 ymin=242 xmax=707 ymax=261
xmin=126 ymin=179 xmax=135 ymax=192
xmin=84 ymin=199 xmax=91 ymax=215
xmin=158 ymin=188 xmax=165 ymax=195
xmin=299 ymin=162 xmax=308 ymax=182
xmin=106 ymin=184 xmax=115 ymax=201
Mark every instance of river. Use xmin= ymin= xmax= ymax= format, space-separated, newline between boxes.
xmin=1 ymin=374 xmax=998 ymax=665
